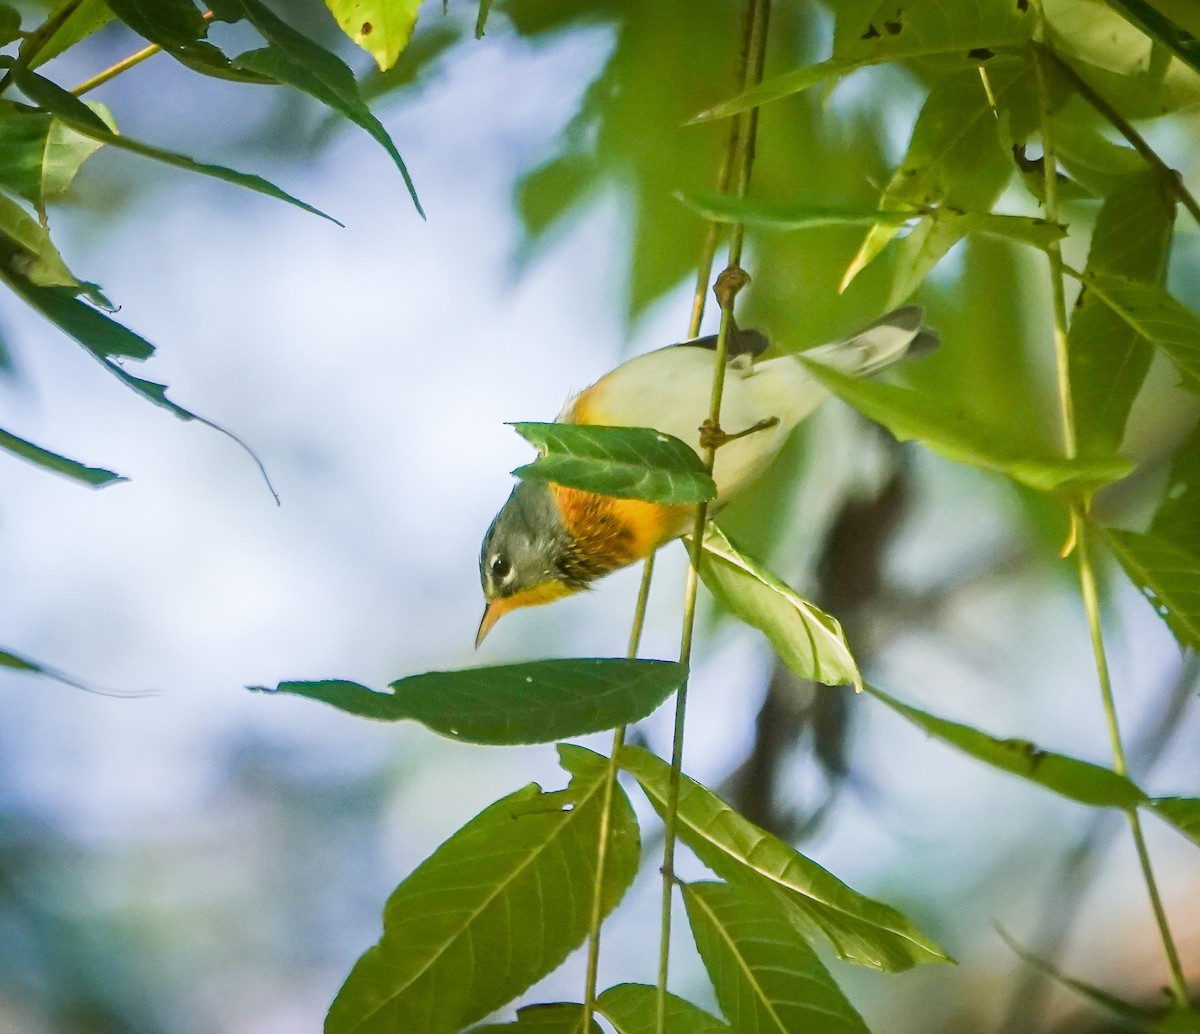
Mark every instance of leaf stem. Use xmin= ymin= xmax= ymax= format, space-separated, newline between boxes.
xmin=1033 ymin=23 xmax=1189 ymax=1008
xmin=70 ymin=10 xmax=215 ymax=97
xmin=656 ymin=0 xmax=771 ymax=1031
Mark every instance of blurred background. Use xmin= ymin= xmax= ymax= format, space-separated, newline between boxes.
xmin=0 ymin=1 xmax=1198 ymax=1031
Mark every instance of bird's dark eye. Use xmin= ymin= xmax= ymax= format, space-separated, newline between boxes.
xmin=491 ymin=555 xmax=511 ymax=580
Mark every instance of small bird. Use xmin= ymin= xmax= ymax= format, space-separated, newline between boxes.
xmin=476 ymin=306 xmax=938 ymax=645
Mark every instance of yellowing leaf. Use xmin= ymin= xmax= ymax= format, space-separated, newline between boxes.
xmin=325 ymin=0 xmax=423 ymax=71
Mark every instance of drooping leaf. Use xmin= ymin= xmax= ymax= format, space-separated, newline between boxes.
xmin=1100 ymin=527 xmax=1200 ymax=652
xmin=1148 ymin=797 xmax=1200 ymax=848
xmin=257 ymin=658 xmax=685 ymax=744
xmin=620 ymin=745 xmax=950 ymax=972
xmin=20 ymin=0 xmax=114 ymax=70
xmin=799 ymin=358 xmax=1134 ymax=493
xmin=211 ymin=0 xmax=422 ymax=215
xmin=1151 ymin=422 xmax=1200 ymax=551
xmin=598 ymin=984 xmax=729 ymax=1034
xmin=469 ymin=1004 xmax=601 ymax=1034
xmin=695 ymin=524 xmax=862 ymax=691
xmin=326 ymin=746 xmax=639 ymax=1034
xmin=865 ymin=684 xmax=1147 ymax=809
xmin=476 ymin=0 xmax=494 ymax=38
xmin=0 ymin=645 xmax=148 ymax=697
xmin=683 ymin=880 xmax=871 ymax=1034
xmin=0 ymin=190 xmax=77 ymax=286
xmin=0 ymin=426 xmax=124 ymax=486
xmin=1069 ymin=171 xmax=1177 ymax=456
xmin=324 ymin=0 xmax=424 ymax=71
xmin=510 ymin=422 xmax=716 ymax=505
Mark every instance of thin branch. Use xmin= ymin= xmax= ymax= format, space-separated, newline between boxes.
xmin=71 ymin=11 xmax=215 ymax=97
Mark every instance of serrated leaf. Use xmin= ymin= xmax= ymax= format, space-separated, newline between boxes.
xmin=0 ymin=190 xmax=77 ymax=287
xmin=683 ymin=880 xmax=871 ymax=1034
xmin=258 ymin=658 xmax=685 ymax=744
xmin=212 ymin=0 xmax=422 ymax=215
xmin=1148 ymin=797 xmax=1200 ymax=848
xmin=511 ymin=422 xmax=716 ymax=505
xmin=598 ymin=984 xmax=729 ymax=1034
xmin=21 ymin=0 xmax=114 ymax=70
xmin=865 ymin=684 xmax=1147 ymax=809
xmin=326 ymin=745 xmax=639 ymax=1034
xmin=0 ymin=425 xmax=124 ymax=486
xmin=325 ymin=0 xmax=423 ymax=71
xmin=695 ymin=524 xmax=862 ymax=691
xmin=470 ymin=1003 xmax=601 ymax=1034
xmin=1100 ymin=527 xmax=1200 ymax=652
xmin=1070 ymin=171 xmax=1177 ymax=456
xmin=799 ymin=358 xmax=1134 ymax=492
xmin=620 ymin=745 xmax=949 ymax=972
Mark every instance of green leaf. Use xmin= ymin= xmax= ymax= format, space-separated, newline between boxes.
xmin=799 ymin=358 xmax=1134 ymax=493
xmin=598 ymin=984 xmax=729 ymax=1034
xmin=511 ymin=422 xmax=716 ymax=505
xmin=325 ymin=0 xmax=424 ymax=71
xmin=1160 ymin=1007 xmax=1200 ymax=1034
xmin=1151 ymin=422 xmax=1200 ymax=551
xmin=1103 ymin=0 xmax=1200 ymax=75
xmin=213 ymin=0 xmax=423 ymax=216
xmin=0 ymin=647 xmax=41 ymax=674
xmin=476 ymin=0 xmax=494 ymax=38
xmin=0 ymin=644 xmax=148 ymax=697
xmin=21 ymin=0 xmax=114 ymax=70
xmin=1148 ymin=797 xmax=1200 ymax=848
xmin=695 ymin=524 xmax=862 ymax=691
xmin=0 ymin=104 xmax=112 ymax=210
xmin=1081 ymin=274 xmax=1200 ymax=395
xmin=678 ymin=194 xmax=915 ymax=231
xmin=0 ymin=190 xmax=77 ymax=287
xmin=258 ymin=658 xmax=686 ymax=745
xmin=42 ymin=106 xmax=113 ymax=201
xmin=864 ymin=684 xmax=1147 ymax=809
xmin=620 ymin=745 xmax=950 ymax=972
xmin=683 ymin=880 xmax=871 ymax=1034
xmin=0 ymin=6 xmax=20 ymax=46
xmin=326 ymin=745 xmax=639 ymax=1034
xmin=0 ymin=426 xmax=124 ymax=486
xmin=1069 ymin=171 xmax=1177 ymax=456
xmin=470 ymin=1004 xmax=601 ymax=1034
xmin=693 ymin=0 xmax=1032 ymax=120
xmin=1100 ymin=527 xmax=1200 ymax=652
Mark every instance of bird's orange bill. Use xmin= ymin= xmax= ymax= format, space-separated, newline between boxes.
xmin=475 ymin=580 xmax=577 ymax=648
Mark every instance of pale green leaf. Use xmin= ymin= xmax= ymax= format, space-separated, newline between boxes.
xmin=21 ymin=0 xmax=114 ymax=70
xmin=0 ymin=190 xmax=77 ymax=287
xmin=598 ymin=984 xmax=729 ymax=1034
xmin=695 ymin=524 xmax=862 ymax=691
xmin=678 ymin=193 xmax=914 ymax=230
xmin=1103 ymin=0 xmax=1200 ymax=74
xmin=257 ymin=659 xmax=685 ymax=744
xmin=619 ymin=746 xmax=950 ymax=972
xmin=1100 ymin=527 xmax=1200 ymax=652
xmin=0 ymin=426 xmax=124 ymax=486
xmin=325 ymin=0 xmax=423 ymax=71
xmin=42 ymin=104 xmax=114 ymax=201
xmin=799 ymin=358 xmax=1134 ymax=492
xmin=326 ymin=746 xmax=639 ymax=1034
xmin=511 ymin=422 xmax=716 ymax=505
xmin=683 ymin=880 xmax=871 ymax=1034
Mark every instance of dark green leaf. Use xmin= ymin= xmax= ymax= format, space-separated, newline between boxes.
xmin=865 ymin=684 xmax=1147 ymax=809
xmin=325 ymin=0 xmax=424 ymax=71
xmin=799 ymin=358 xmax=1134 ymax=492
xmin=598 ymin=984 xmax=729 ymax=1034
xmin=1102 ymin=0 xmax=1200 ymax=76
xmin=0 ymin=5 xmax=20 ymax=46
xmin=258 ymin=658 xmax=685 ymax=744
xmin=1152 ymin=422 xmax=1200 ymax=551
xmin=695 ymin=524 xmax=862 ymax=691
xmin=0 ymin=646 xmax=40 ymax=674
xmin=620 ymin=745 xmax=950 ymax=972
xmin=511 ymin=422 xmax=716 ymax=505
xmin=470 ymin=1004 xmax=601 ymax=1034
xmin=215 ymin=0 xmax=422 ymax=216
xmin=1100 ymin=527 xmax=1200 ymax=652
xmin=1148 ymin=797 xmax=1200 ymax=849
xmin=21 ymin=0 xmax=114 ymax=70
xmin=1069 ymin=171 xmax=1177 ymax=456
xmin=0 ymin=425 xmax=124 ymax=486
xmin=683 ymin=880 xmax=871 ymax=1034
xmin=326 ymin=745 xmax=639 ymax=1034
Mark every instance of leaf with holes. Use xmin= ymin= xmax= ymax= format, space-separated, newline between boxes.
xmin=683 ymin=880 xmax=871 ymax=1034
xmin=257 ymin=658 xmax=685 ymax=744
xmin=326 ymin=746 xmax=639 ymax=1034
xmin=695 ymin=524 xmax=862 ymax=691
xmin=325 ymin=0 xmax=424 ymax=71
xmin=598 ymin=984 xmax=729 ymax=1034
xmin=1100 ymin=528 xmax=1200 ymax=653
xmin=511 ymin=422 xmax=716 ymax=505
xmin=0 ymin=426 xmax=124 ymax=486
xmin=620 ymin=745 xmax=949 ymax=972
xmin=866 ymin=685 xmax=1147 ymax=809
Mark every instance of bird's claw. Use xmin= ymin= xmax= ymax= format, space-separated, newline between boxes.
xmin=699 ymin=416 xmax=779 ymax=450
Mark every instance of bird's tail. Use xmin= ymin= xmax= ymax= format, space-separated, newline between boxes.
xmin=801 ymin=305 xmax=939 ymax=377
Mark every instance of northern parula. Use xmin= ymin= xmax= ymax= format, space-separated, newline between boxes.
xmin=476 ymin=306 xmax=938 ymax=645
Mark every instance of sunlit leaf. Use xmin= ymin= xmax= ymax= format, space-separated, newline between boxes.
xmin=1148 ymin=797 xmax=1200 ymax=848
xmin=1100 ymin=527 xmax=1200 ymax=652
xmin=326 ymin=746 xmax=639 ymax=1034
xmin=0 ymin=425 xmax=124 ymax=486
xmin=695 ymin=523 xmax=862 ymax=691
xmin=258 ymin=658 xmax=685 ymax=744
xmin=0 ymin=102 xmax=114 ymax=211
xmin=510 ymin=422 xmax=715 ymax=505
xmin=211 ymin=0 xmax=422 ymax=215
xmin=470 ymin=1004 xmax=601 ymax=1034
xmin=42 ymin=105 xmax=113 ymax=202
xmin=21 ymin=0 xmax=114 ymax=70
xmin=865 ymin=684 xmax=1147 ymax=809
xmin=619 ymin=746 xmax=949 ymax=971
xmin=0 ymin=190 xmax=77 ymax=287
xmin=1069 ymin=171 xmax=1177 ymax=456
xmin=683 ymin=880 xmax=871 ymax=1034
xmin=799 ymin=358 xmax=1134 ymax=492
xmin=325 ymin=0 xmax=424 ymax=72
xmin=598 ymin=984 xmax=729 ymax=1034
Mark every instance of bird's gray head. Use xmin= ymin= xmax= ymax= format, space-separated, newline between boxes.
xmin=476 ymin=480 xmax=575 ymax=646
